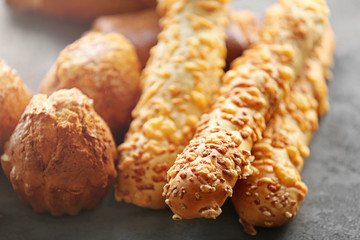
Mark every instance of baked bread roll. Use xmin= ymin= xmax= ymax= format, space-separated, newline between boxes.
xmin=226 ymin=10 xmax=259 ymax=69
xmin=163 ymin=0 xmax=329 ymax=220
xmin=92 ymin=9 xmax=259 ymax=68
xmin=115 ymin=0 xmax=229 ymax=209
xmin=6 ymin=0 xmax=157 ymax=21
xmin=0 ymin=88 xmax=117 ymax=216
xmin=92 ymin=9 xmax=160 ymax=69
xmin=39 ymin=32 xmax=141 ymax=140
xmin=0 ymin=59 xmax=32 ymax=154
xmin=231 ymin=27 xmax=335 ymax=235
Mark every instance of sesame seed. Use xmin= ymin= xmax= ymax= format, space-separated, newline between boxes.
xmin=179 ymin=187 xmax=186 ymax=199
xmin=264 ymin=221 xmax=274 ymax=227
xmin=263 ymin=211 xmax=272 ymax=217
xmin=172 ymin=214 xmax=182 ymax=220
xmin=284 ymin=211 xmax=293 ymax=218
xmin=195 ymin=192 xmax=201 ymax=200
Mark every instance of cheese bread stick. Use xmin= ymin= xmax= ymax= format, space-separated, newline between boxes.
xmin=231 ymin=27 xmax=335 ymax=235
xmin=115 ymin=0 xmax=230 ymax=209
xmin=163 ymin=0 xmax=329 ymax=219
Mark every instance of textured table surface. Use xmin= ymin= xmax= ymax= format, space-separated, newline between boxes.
xmin=0 ymin=0 xmax=359 ymax=239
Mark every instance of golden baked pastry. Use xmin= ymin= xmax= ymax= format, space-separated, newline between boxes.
xmin=92 ymin=9 xmax=160 ymax=69
xmin=39 ymin=32 xmax=141 ymax=140
xmin=0 ymin=59 xmax=32 ymax=154
xmin=1 ymin=88 xmax=117 ymax=216
xmin=115 ymin=0 xmax=229 ymax=209
xmin=92 ymin=9 xmax=259 ymax=68
xmin=6 ymin=0 xmax=157 ymax=21
xmin=163 ymin=0 xmax=329 ymax=220
xmin=226 ymin=10 xmax=259 ymax=69
xmin=232 ymin=27 xmax=335 ymax=235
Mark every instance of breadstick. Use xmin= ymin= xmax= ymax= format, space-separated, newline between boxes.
xmin=156 ymin=0 xmax=176 ymax=15
xmin=115 ymin=0 xmax=230 ymax=209
xmin=92 ymin=9 xmax=259 ymax=68
xmin=163 ymin=0 xmax=329 ymax=219
xmin=6 ymin=0 xmax=157 ymax=21
xmin=231 ymin=28 xmax=335 ymax=235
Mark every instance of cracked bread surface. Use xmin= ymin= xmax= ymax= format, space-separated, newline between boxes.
xmin=1 ymin=88 xmax=117 ymax=216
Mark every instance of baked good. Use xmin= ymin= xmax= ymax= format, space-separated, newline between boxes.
xmin=232 ymin=27 xmax=335 ymax=235
xmin=92 ymin=9 xmax=160 ymax=69
xmin=6 ymin=0 xmax=157 ymax=21
xmin=39 ymin=32 xmax=141 ymax=140
xmin=226 ymin=10 xmax=259 ymax=69
xmin=0 ymin=59 xmax=32 ymax=154
xmin=92 ymin=9 xmax=259 ymax=68
xmin=0 ymin=88 xmax=117 ymax=216
xmin=163 ymin=0 xmax=329 ymax=219
xmin=115 ymin=0 xmax=229 ymax=209
xmin=156 ymin=0 xmax=176 ymax=15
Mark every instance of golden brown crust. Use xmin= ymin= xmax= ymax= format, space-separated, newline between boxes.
xmin=115 ymin=0 xmax=229 ymax=209
xmin=92 ymin=9 xmax=161 ymax=69
xmin=164 ymin=0 xmax=328 ymax=220
xmin=1 ymin=88 xmax=117 ymax=216
xmin=312 ymin=28 xmax=336 ymax=116
xmin=156 ymin=0 xmax=176 ymax=16
xmin=0 ymin=59 xmax=32 ymax=155
xmin=39 ymin=32 xmax=141 ymax=140
xmin=225 ymin=11 xmax=259 ymax=69
xmin=92 ymin=9 xmax=259 ymax=69
xmin=6 ymin=0 xmax=157 ymax=21
xmin=231 ymin=27 xmax=335 ymax=234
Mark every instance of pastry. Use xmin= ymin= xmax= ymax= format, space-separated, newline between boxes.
xmin=1 ymin=88 xmax=117 ymax=216
xmin=163 ymin=0 xmax=329 ymax=219
xmin=92 ymin=9 xmax=259 ymax=68
xmin=0 ymin=59 xmax=32 ymax=154
xmin=231 ymin=27 xmax=335 ymax=235
xmin=6 ymin=0 xmax=157 ymax=21
xmin=39 ymin=32 xmax=141 ymax=140
xmin=115 ymin=0 xmax=230 ymax=209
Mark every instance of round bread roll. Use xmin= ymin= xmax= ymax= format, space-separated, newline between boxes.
xmin=91 ymin=9 xmax=160 ymax=68
xmin=0 ymin=88 xmax=117 ymax=216
xmin=39 ymin=32 xmax=141 ymax=140
xmin=0 ymin=59 xmax=32 ymax=154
